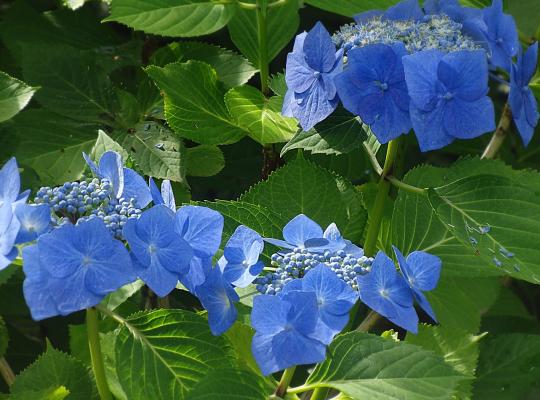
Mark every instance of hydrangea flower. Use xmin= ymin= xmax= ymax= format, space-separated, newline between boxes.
xmin=403 ymin=49 xmax=495 ymax=151
xmin=218 ymin=225 xmax=264 ymax=288
xmin=0 ymin=203 xmax=20 ymax=270
xmin=481 ymin=0 xmax=519 ymax=71
xmin=335 ymin=43 xmax=411 ymax=143
xmin=83 ymin=151 xmax=151 ymax=208
xmin=14 ymin=204 xmax=52 ymax=244
xmin=175 ymin=206 xmax=224 ymax=292
xmin=123 ymin=205 xmax=193 ymax=297
xmin=356 ymin=251 xmax=418 ymax=333
xmin=281 ymin=264 xmax=358 ymax=344
xmin=393 ymin=246 xmax=441 ymax=321
xmin=282 ymin=22 xmax=343 ymax=131
xmin=509 ymin=42 xmax=539 ymax=146
xmin=149 ymin=177 xmax=175 ymax=211
xmin=264 ymin=214 xmax=329 ymax=252
xmin=0 ymin=158 xmax=29 ymax=209
xmin=195 ymin=266 xmax=239 ymax=336
xmin=251 ymin=291 xmax=326 ymax=375
xmin=323 ymin=223 xmax=364 ymax=257
xmin=23 ymin=218 xmax=135 ymax=319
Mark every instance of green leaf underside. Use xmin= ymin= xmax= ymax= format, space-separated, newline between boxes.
xmin=186 ymin=145 xmax=225 ymax=177
xmin=0 ymin=71 xmax=36 ymax=123
xmin=306 ymin=332 xmax=463 ymax=400
xmin=105 ymin=0 xmax=236 ymax=37
xmin=304 ymin=0 xmax=401 ymax=17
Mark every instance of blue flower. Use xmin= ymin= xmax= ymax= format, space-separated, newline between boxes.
xmin=124 ymin=205 xmax=193 ymax=297
xmin=264 ymin=214 xmax=329 ymax=252
xmin=509 ymin=42 xmax=539 ymax=146
xmin=83 ymin=151 xmax=152 ymax=208
xmin=0 ymin=158 xmax=29 ymax=210
xmin=336 ymin=43 xmax=411 ymax=143
xmin=283 ymin=22 xmax=343 ymax=131
xmin=175 ymin=206 xmax=224 ymax=292
xmin=23 ymin=218 xmax=135 ymax=318
xmin=403 ymin=49 xmax=495 ymax=151
xmin=282 ymin=264 xmax=358 ymax=344
xmin=355 ymin=0 xmax=424 ymax=23
xmin=0 ymin=203 xmax=20 ymax=270
xmin=149 ymin=177 xmax=176 ymax=211
xmin=251 ymin=291 xmax=326 ymax=375
xmin=323 ymin=223 xmax=364 ymax=257
xmin=392 ymin=246 xmax=441 ymax=322
xmin=481 ymin=0 xmax=518 ymax=71
xmin=218 ymin=225 xmax=264 ymax=288
xmin=356 ymin=251 xmax=418 ymax=333
xmin=14 ymin=204 xmax=52 ymax=244
xmin=195 ymin=266 xmax=239 ymax=336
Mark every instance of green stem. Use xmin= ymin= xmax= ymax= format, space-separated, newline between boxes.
xmin=86 ymin=308 xmax=113 ymax=400
xmin=256 ymin=0 xmax=270 ymax=95
xmin=481 ymin=103 xmax=512 ymax=159
xmin=309 ymin=387 xmax=329 ymax=399
xmin=356 ymin=310 xmax=380 ymax=332
xmin=0 ymin=357 xmax=15 ymax=387
xmin=387 ymin=176 xmax=427 ymax=196
xmin=275 ymin=366 xmax=296 ymax=397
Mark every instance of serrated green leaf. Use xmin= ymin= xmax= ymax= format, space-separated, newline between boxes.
xmin=304 ymin=0 xmax=400 ymax=17
xmin=145 ymin=61 xmax=247 ymax=145
xmin=224 ymin=322 xmax=260 ymax=376
xmin=104 ymin=0 xmax=236 ymax=37
xmin=0 ymin=71 xmax=35 ymax=123
xmin=9 ymin=386 xmax=70 ymax=400
xmin=188 ymin=368 xmax=270 ymax=399
xmin=11 ymin=346 xmax=97 ymax=400
xmin=186 ymin=145 xmax=225 ymax=177
xmin=91 ymin=130 xmax=128 ymax=161
xmin=225 ymin=85 xmax=297 ymax=145
xmin=306 ymin=331 xmax=464 ymax=400
xmin=114 ymin=309 xmax=236 ymax=399
xmin=429 ymin=174 xmax=540 ymax=284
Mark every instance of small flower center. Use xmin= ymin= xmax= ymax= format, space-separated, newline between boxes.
xmin=313 ymin=71 xmax=321 ymax=79
xmin=379 ymin=288 xmax=389 ymax=298
xmin=242 ymin=260 xmax=249 ymax=267
xmin=440 ymin=91 xmax=454 ymax=101
xmin=148 ymin=244 xmax=157 ymax=254
xmin=82 ymin=256 xmax=92 ymax=266
xmin=375 ymin=81 xmax=388 ymax=91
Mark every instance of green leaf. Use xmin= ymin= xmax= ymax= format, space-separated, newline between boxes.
xmin=104 ymin=0 xmax=236 ymax=37
xmin=281 ymin=108 xmax=367 ymax=156
xmin=101 ymin=280 xmax=145 ymax=312
xmin=224 ymin=323 xmax=260 ymax=376
xmin=188 ymin=368 xmax=270 ymax=399
xmin=145 ymin=61 xmax=247 ymax=145
xmin=91 ymin=130 xmax=129 ymax=162
xmin=114 ymin=309 xmax=236 ymax=399
xmin=11 ymin=346 xmax=97 ymax=400
xmin=240 ymin=157 xmax=368 ymax=242
xmin=0 ymin=71 xmax=36 ymax=123
xmin=186 ymin=145 xmax=225 ymax=177
xmin=473 ymin=334 xmax=540 ymax=399
xmin=225 ymin=85 xmax=297 ymax=145
xmin=9 ymin=386 xmax=70 ymax=400
xmin=428 ymin=174 xmax=540 ymax=284
xmin=304 ymin=0 xmax=400 ymax=17
xmin=228 ymin=0 xmax=299 ymax=66
xmin=151 ymin=42 xmax=257 ymax=88
xmin=0 ymin=316 xmax=8 ymax=358
xmin=117 ymin=121 xmax=187 ymax=182
xmin=306 ymin=331 xmax=464 ymax=399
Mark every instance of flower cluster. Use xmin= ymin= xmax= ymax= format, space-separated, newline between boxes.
xmin=283 ymin=0 xmax=538 ymax=151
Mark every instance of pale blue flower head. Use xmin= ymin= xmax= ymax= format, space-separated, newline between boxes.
xmin=283 ymin=22 xmax=343 ymax=131
xmin=264 ymin=214 xmax=329 ymax=252
xmin=0 ymin=203 xmax=20 ymax=270
xmin=124 ymin=205 xmax=193 ymax=297
xmin=14 ymin=204 xmax=52 ymax=244
xmin=509 ymin=42 xmax=539 ymax=146
xmin=403 ymin=49 xmax=495 ymax=151
xmin=251 ymin=291 xmax=326 ymax=375
xmin=149 ymin=177 xmax=176 ymax=211
xmin=0 ymin=158 xmax=29 ymax=210
xmin=218 ymin=225 xmax=264 ymax=288
xmin=357 ymin=251 xmax=418 ymax=333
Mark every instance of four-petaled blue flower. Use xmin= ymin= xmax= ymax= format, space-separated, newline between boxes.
xmin=14 ymin=204 xmax=52 ymax=244
xmin=403 ymin=49 xmax=495 ymax=151
xmin=481 ymin=0 xmax=519 ymax=71
xmin=218 ymin=225 xmax=264 ymax=288
xmin=251 ymin=291 xmax=326 ymax=375
xmin=509 ymin=42 xmax=539 ymax=146
xmin=264 ymin=214 xmax=329 ymax=252
xmin=283 ymin=22 xmax=343 ymax=131
xmin=195 ymin=266 xmax=239 ymax=336
xmin=357 ymin=251 xmax=418 ymax=333
xmin=124 ymin=205 xmax=193 ymax=297
xmin=149 ymin=177 xmax=176 ymax=211
xmin=0 ymin=157 xmax=29 ymax=210
xmin=0 ymin=203 xmax=20 ymax=270
xmin=22 ymin=218 xmax=135 ymax=319
xmin=281 ymin=264 xmax=358 ymax=344
xmin=393 ymin=246 xmax=441 ymax=322
xmin=336 ymin=43 xmax=411 ymax=143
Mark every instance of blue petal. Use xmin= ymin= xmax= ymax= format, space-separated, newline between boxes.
xmin=270 ymin=329 xmax=326 ymax=371
xmin=518 ymin=43 xmax=539 ymax=86
xmin=443 ymin=97 xmax=495 ymax=139
xmin=291 ymin=32 xmax=307 ymax=54
xmin=384 ymin=0 xmax=423 ymax=21
xmin=354 ymin=10 xmax=384 ymax=24
xmin=123 ymin=168 xmax=152 ymax=208
xmin=98 ymin=151 xmax=124 ymax=198
xmin=132 ymin=254 xmax=178 ymax=298
xmin=251 ymin=333 xmax=282 ymax=375
xmin=224 ymin=225 xmax=263 ymax=264
xmin=414 ymin=290 xmax=437 ymax=322
xmin=285 ymin=53 xmax=317 ymax=94
xmin=149 ymin=177 xmax=164 ymax=205
xmin=181 ymin=255 xmax=212 ymax=293
xmin=513 ymin=107 xmax=536 ymax=147
xmin=388 ymin=303 xmax=419 ymax=333
xmin=281 ymin=88 xmax=297 ymax=117
xmin=0 ymin=203 xmax=20 ymax=262
xmin=293 ymin=82 xmax=339 ymax=131
xmin=282 ymin=214 xmax=324 ymax=248
xmin=483 ymin=0 xmax=518 ymax=71
xmin=303 ymin=22 xmax=336 ymax=73
xmin=281 ymin=291 xmax=319 ymax=336
xmin=38 ymin=224 xmax=83 ymax=278
xmin=175 ymin=206 xmax=224 ymax=258
xmin=438 ymin=50 xmax=489 ymax=101
xmin=403 ymin=50 xmax=443 ymax=112
xmin=14 ymin=204 xmax=51 ymax=244
xmin=0 ymin=158 xmax=21 ymax=207
xmin=161 ymin=180 xmax=176 ymax=211
xmin=53 ymin=268 xmax=103 ymax=315
xmin=263 ymin=237 xmax=295 ymax=250
xmin=409 ymin=102 xmax=455 ymax=152
xmin=83 ymin=152 xmax=100 ymax=176
xmin=251 ymin=294 xmax=290 ymax=334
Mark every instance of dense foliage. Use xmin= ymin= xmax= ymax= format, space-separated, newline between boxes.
xmin=1 ymin=0 xmax=540 ymax=399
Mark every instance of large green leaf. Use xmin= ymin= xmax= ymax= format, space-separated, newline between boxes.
xmin=104 ymin=0 xmax=236 ymax=37
xmin=114 ymin=309 xmax=236 ymax=399
xmin=306 ymin=332 xmax=463 ymax=399
xmin=186 ymin=145 xmax=225 ymax=177
xmin=145 ymin=61 xmax=247 ymax=145
xmin=228 ymin=0 xmax=299 ymax=66
xmin=428 ymin=174 xmax=540 ymax=284
xmin=0 ymin=71 xmax=35 ymax=123
xmin=188 ymin=368 xmax=270 ymax=399
xmin=10 ymin=346 xmax=97 ymax=400
xmin=225 ymin=85 xmax=297 ymax=144
xmin=304 ymin=0 xmax=400 ymax=17
xmin=240 ymin=157 xmax=367 ymax=242
xmin=473 ymin=334 xmax=540 ymax=399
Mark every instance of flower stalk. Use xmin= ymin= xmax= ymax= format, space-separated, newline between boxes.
xmin=482 ymin=103 xmax=513 ymax=159
xmin=86 ymin=307 xmax=113 ymax=400
xmin=275 ymin=366 xmax=296 ymax=397
xmin=0 ymin=357 xmax=15 ymax=387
